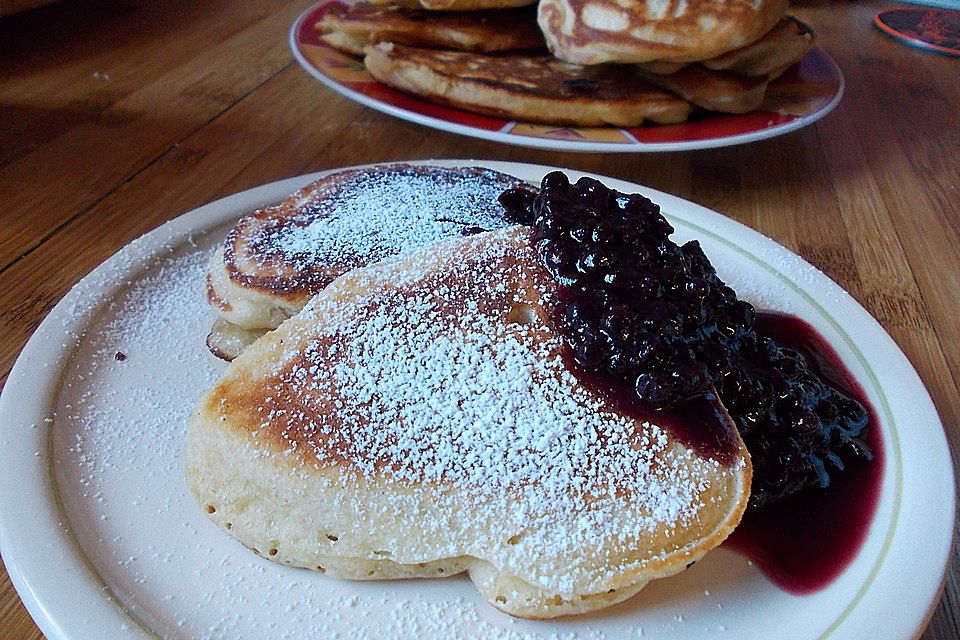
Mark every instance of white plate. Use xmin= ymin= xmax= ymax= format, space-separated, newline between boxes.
xmin=0 ymin=161 xmax=953 ymax=640
xmin=289 ymin=3 xmax=845 ymax=153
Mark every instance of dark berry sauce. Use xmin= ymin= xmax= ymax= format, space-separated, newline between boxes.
xmin=499 ymin=172 xmax=874 ymax=505
xmin=500 ymin=173 xmax=884 ymax=594
xmin=726 ymin=311 xmax=884 ymax=593
xmin=570 ymin=360 xmax=741 ymax=465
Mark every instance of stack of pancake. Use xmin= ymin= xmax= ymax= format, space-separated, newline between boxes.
xmin=316 ymin=0 xmax=816 ymax=126
xmin=204 ymin=164 xmax=526 ymax=360
xmin=190 ymin=181 xmax=753 ymax=616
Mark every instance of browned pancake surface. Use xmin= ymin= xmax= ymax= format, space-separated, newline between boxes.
xmin=636 ymin=16 xmax=816 ymax=77
xmin=209 ymin=230 xmax=559 ymax=470
xmin=538 ymin=0 xmax=789 ymax=64
xmin=223 ymin=164 xmax=523 ymax=303
xmin=634 ymin=64 xmax=771 ymax=113
xmin=364 ymin=43 xmax=692 ymax=126
xmin=704 ymin=16 xmax=815 ymax=77
xmin=316 ymin=3 xmax=545 ymax=54
xmin=368 ymin=0 xmax=537 ymax=10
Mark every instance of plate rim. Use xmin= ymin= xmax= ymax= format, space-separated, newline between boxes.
xmin=288 ymin=2 xmax=846 ymax=153
xmin=0 ymin=160 xmax=953 ymax=639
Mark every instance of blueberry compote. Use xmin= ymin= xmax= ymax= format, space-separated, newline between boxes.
xmin=726 ymin=312 xmax=884 ymax=593
xmin=500 ymin=172 xmax=882 ymax=591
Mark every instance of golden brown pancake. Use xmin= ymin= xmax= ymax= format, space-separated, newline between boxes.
xmin=364 ymin=42 xmax=693 ymax=126
xmin=187 ymin=226 xmax=752 ymax=619
xmin=623 ymin=16 xmax=815 ymax=115
xmin=635 ymin=16 xmax=815 ymax=77
xmin=367 ymin=0 xmax=537 ymax=11
xmin=205 ymin=164 xmax=527 ymax=360
xmin=633 ymin=64 xmax=771 ymax=113
xmin=632 ymin=59 xmax=687 ymax=75
xmin=538 ymin=0 xmax=789 ymax=64
xmin=703 ymin=16 xmax=815 ymax=77
xmin=315 ymin=3 xmax=545 ymax=56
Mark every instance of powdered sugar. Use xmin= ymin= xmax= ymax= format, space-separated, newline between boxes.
xmin=240 ymin=230 xmax=724 ymax=596
xmin=299 ymin=289 xmax=699 ymax=527
xmin=241 ymin=165 xmax=521 ymax=280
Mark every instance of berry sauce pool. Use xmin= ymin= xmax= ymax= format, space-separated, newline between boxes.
xmin=724 ymin=311 xmax=885 ymax=594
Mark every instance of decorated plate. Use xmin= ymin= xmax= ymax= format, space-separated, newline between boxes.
xmin=0 ymin=161 xmax=952 ymax=639
xmin=290 ymin=3 xmax=845 ymax=152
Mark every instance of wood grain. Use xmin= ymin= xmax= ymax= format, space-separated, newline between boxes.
xmin=1 ymin=0 xmax=958 ymax=637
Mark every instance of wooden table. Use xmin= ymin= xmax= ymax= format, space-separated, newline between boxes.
xmin=1 ymin=0 xmax=957 ymax=637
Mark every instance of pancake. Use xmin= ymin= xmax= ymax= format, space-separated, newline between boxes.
xmin=315 ymin=3 xmax=545 ymax=56
xmin=538 ymin=0 xmax=789 ymax=64
xmin=205 ymin=318 xmax=266 ymax=362
xmin=632 ymin=59 xmax=687 ymax=75
xmin=703 ymin=16 xmax=815 ymax=77
xmin=633 ymin=64 xmax=771 ymax=113
xmin=186 ymin=226 xmax=752 ymax=619
xmin=205 ymin=164 xmax=527 ymax=360
xmin=363 ymin=42 xmax=693 ymax=126
xmin=636 ymin=16 xmax=816 ymax=77
xmin=612 ymin=17 xmax=815 ymax=115
xmin=367 ymin=0 xmax=537 ymax=11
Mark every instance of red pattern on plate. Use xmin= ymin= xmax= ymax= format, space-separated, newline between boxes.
xmin=628 ymin=112 xmax=798 ymax=144
xmin=354 ymin=82 xmax=510 ymax=131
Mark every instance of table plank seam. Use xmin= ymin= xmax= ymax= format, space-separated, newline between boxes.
xmin=0 ymin=60 xmax=294 ymax=278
